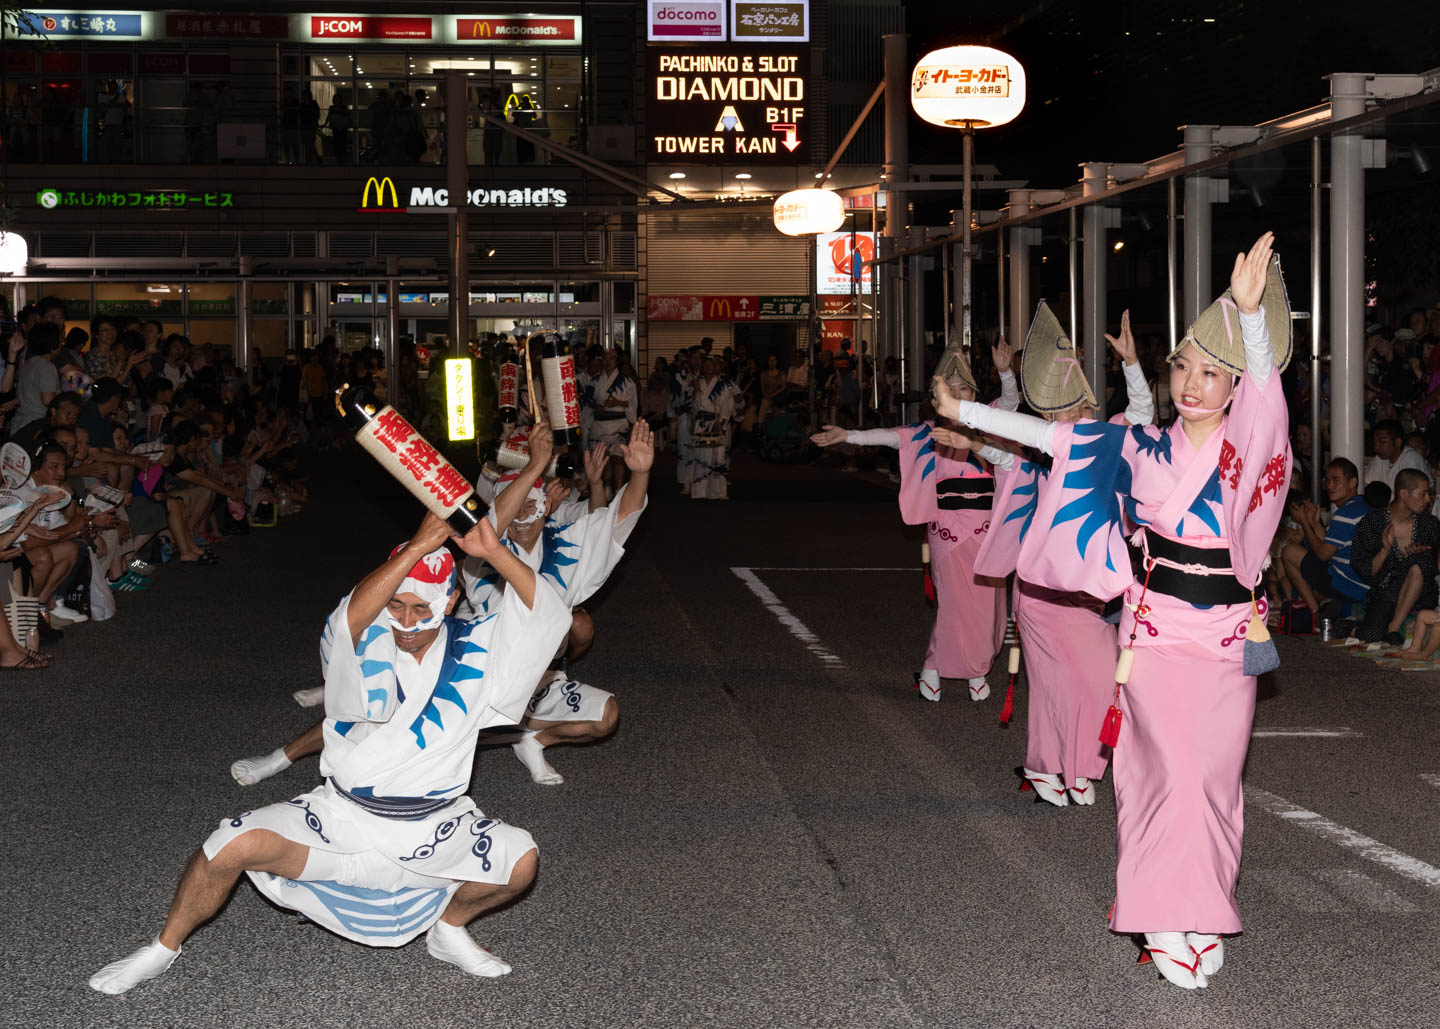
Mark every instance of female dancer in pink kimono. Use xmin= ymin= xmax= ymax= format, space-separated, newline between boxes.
xmin=932 ymin=233 xmax=1292 ymax=991
xmin=937 ymin=303 xmax=1154 ymax=808
xmin=812 ymin=344 xmax=1010 ymax=701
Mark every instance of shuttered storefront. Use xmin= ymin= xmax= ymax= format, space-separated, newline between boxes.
xmin=640 ymin=208 xmax=811 ymax=370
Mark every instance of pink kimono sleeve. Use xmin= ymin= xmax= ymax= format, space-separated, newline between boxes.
xmin=896 ymin=422 xmax=940 ymax=526
xmin=975 ymin=458 xmax=1042 ymax=578
xmin=1217 ymin=372 xmax=1293 ymax=589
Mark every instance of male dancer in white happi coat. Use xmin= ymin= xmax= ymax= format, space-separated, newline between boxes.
xmin=464 ymin=418 xmax=652 ymax=785
xmin=90 ymin=512 xmax=571 ymax=995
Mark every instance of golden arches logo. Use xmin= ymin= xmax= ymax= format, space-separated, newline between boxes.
xmin=708 ymin=298 xmax=732 ymax=319
xmin=360 ymin=175 xmax=400 ymax=211
xmin=472 ymin=19 xmax=492 ymax=37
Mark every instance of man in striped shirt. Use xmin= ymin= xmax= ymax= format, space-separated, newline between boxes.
xmin=1282 ymin=457 xmax=1371 ymax=614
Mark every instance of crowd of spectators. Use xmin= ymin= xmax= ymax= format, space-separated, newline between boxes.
xmin=0 ymin=295 xmax=317 ymax=671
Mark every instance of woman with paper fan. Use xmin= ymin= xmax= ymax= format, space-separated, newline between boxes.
xmin=931 ymin=233 xmax=1292 ymax=991
xmin=812 ymin=343 xmax=1011 ymax=703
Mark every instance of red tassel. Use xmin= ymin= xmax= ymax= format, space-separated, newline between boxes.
xmin=998 ymin=675 xmax=1015 ymax=724
xmin=923 ymin=566 xmax=935 ymax=603
xmin=1099 ymin=705 xmax=1123 ymax=748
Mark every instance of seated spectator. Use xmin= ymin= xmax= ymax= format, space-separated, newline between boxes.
xmin=21 ymin=442 xmax=116 ymax=630
xmin=13 ymin=322 xmax=62 ymax=432
xmin=1364 ymin=419 xmax=1427 ymax=492
xmin=0 ymin=488 xmax=63 ymax=668
xmin=1279 ymin=458 xmax=1370 ymax=615
xmin=79 ymin=378 xmax=126 ymax=443
xmin=144 ymin=375 xmax=175 ymax=440
xmin=1350 ymin=468 xmax=1439 ymax=644
xmin=10 ymin=392 xmax=83 ymax=453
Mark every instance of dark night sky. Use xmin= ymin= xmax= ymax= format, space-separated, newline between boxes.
xmin=900 ymin=0 xmax=1440 ymax=186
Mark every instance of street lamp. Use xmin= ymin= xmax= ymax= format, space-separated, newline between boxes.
xmin=0 ymin=231 xmax=28 ymax=276
xmin=911 ymin=45 xmax=1026 ymax=353
xmin=772 ymin=188 xmax=844 ymax=236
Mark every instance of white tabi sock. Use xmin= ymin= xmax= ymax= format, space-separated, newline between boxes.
xmin=1144 ymin=931 xmax=1201 ymax=990
xmin=1186 ymin=933 xmax=1224 ymax=976
xmin=1022 ymin=767 xmax=1069 ymax=807
xmin=917 ymin=669 xmax=941 ymax=702
xmin=1068 ymin=776 xmax=1097 ymax=806
xmin=292 ymin=686 xmax=325 ymax=708
xmin=88 ymin=936 xmax=180 ymax=995
xmin=426 ymin=920 xmax=512 ymax=978
xmin=511 ymin=731 xmax=564 ymax=785
xmin=230 ymin=746 xmax=292 ymax=786
xmin=967 ymin=675 xmax=991 ymax=701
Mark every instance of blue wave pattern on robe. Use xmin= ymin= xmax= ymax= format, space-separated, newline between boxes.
xmin=408 ymin=616 xmax=492 ymax=751
xmin=1052 ymin=421 xmax=1132 ymax=572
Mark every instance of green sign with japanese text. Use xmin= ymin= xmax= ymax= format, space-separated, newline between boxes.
xmin=757 ymin=295 xmax=811 ymax=320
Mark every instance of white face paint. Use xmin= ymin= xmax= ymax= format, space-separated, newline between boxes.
xmin=510 ymin=484 xmax=549 ymax=527
xmin=383 ymin=548 xmax=455 ymax=633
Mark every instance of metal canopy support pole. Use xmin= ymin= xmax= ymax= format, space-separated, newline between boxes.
xmin=237 ymin=258 xmax=252 ymax=370
xmin=1081 ymin=162 xmax=1107 ymax=411
xmin=1067 ymin=206 xmax=1078 ymax=350
xmin=908 ymin=225 xmax=926 ymax=417
xmin=1182 ymin=124 xmax=1216 ymax=325
xmin=1310 ymin=136 xmax=1325 ymax=505
xmin=1329 ymin=73 xmax=1367 ymax=471
xmin=446 ymin=71 xmax=469 ymax=357
xmin=385 ymin=255 xmax=400 ymax=379
xmin=941 ymin=225 xmax=951 ymax=350
xmin=996 ymin=217 xmax=1006 ymax=345
xmin=1008 ymin=189 xmax=1033 ymax=348
xmin=1166 ymin=178 xmax=1179 ymax=358
xmin=882 ymin=32 xmax=913 ymax=420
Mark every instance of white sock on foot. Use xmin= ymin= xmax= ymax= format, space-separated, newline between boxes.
xmin=426 ymin=920 xmax=512 ymax=977
xmin=967 ymin=675 xmax=991 ymax=701
xmin=1186 ymin=933 xmax=1224 ymax=976
xmin=511 ymin=731 xmax=563 ymax=785
xmin=916 ymin=669 xmax=942 ymax=702
xmin=88 ymin=937 xmax=180 ymax=995
xmin=1068 ymin=776 xmax=1097 ymax=805
xmin=1022 ymin=767 xmax=1069 ymax=807
xmin=1144 ymin=931 xmax=1200 ymax=990
xmin=292 ymin=686 xmax=324 ymax=708
xmin=230 ymin=746 xmax=292 ymax=786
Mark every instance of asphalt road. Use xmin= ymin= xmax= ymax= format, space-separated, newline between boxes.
xmin=4 ymin=451 xmax=1437 ymax=1029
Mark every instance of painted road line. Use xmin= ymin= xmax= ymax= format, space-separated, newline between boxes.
xmin=731 ymin=568 xmax=845 ymax=669
xmin=1251 ymin=727 xmax=1362 ymax=738
xmin=739 ymin=567 xmax=919 ymax=572
xmin=1246 ymin=785 xmax=1440 ymax=889
xmin=1420 ymin=773 xmax=1440 ymax=790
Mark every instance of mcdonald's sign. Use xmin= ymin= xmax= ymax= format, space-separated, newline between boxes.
xmin=359 ymin=176 xmax=403 ymax=213
xmin=455 ymin=16 xmax=580 ymax=44
xmin=705 ymin=295 xmax=758 ymax=321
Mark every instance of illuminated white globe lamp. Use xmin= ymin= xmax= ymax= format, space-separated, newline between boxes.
xmin=772 ymin=188 xmax=844 ymax=236
xmin=909 ymin=45 xmax=1026 ymax=129
xmin=0 ymin=231 xmax=28 ymax=276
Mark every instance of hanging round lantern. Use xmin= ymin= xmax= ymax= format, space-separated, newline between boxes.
xmin=910 ymin=45 xmax=1027 ymax=129
xmin=772 ymin=188 xmax=845 ymax=236
xmin=0 ymin=231 xmax=29 ymax=276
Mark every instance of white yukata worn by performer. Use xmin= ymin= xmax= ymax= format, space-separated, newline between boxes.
xmin=90 ymin=513 xmax=571 ymax=996
xmin=689 ymin=358 xmax=740 ymax=500
xmin=463 ymin=418 xmax=653 ymax=785
xmin=669 ymin=351 xmax=697 ymax=493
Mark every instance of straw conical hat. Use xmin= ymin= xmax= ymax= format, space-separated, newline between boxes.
xmin=935 ymin=345 xmax=978 ymax=394
xmin=1020 ymin=300 xmax=1097 ymax=415
xmin=1173 ymin=253 xmax=1292 ymax=374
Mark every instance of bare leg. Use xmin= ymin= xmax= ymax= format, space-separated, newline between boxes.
xmin=35 ymin=542 xmax=79 ymax=606
xmin=528 ymin=696 xmax=620 ymax=748
xmin=1401 ymin=609 xmax=1439 ymax=657
xmin=439 ymin=848 xmax=537 ymax=927
xmin=160 ymin=829 xmax=310 ymax=949
xmin=566 ymin=609 xmax=594 ymax=663
xmin=1281 ymin=542 xmax=1320 ymax=612
xmin=284 ymin=720 xmax=325 ymax=762
xmin=167 ymin=499 xmax=206 ymax=561
xmin=1387 ymin=564 xmax=1424 ymax=634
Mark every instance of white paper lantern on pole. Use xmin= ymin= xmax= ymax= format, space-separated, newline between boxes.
xmin=772 ymin=188 xmax=844 ymax=236
xmin=0 ymin=231 xmax=28 ymax=276
xmin=910 ymin=45 xmax=1026 ymax=128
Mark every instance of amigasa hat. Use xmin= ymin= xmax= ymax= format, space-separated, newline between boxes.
xmin=1020 ymin=300 xmax=1097 ymax=415
xmin=935 ymin=345 xmax=978 ymax=394
xmin=1173 ymin=253 xmax=1292 ymax=374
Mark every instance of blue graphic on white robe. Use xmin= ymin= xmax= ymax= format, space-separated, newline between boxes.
xmin=1130 ymin=424 xmax=1173 ymax=465
xmin=277 ymin=878 xmax=452 ymax=942
xmin=1002 ymin=460 xmax=1050 ymax=542
xmin=1175 ymin=467 xmax=1223 ymax=538
xmin=539 ymin=524 xmax=581 ymax=594
xmin=1052 ymin=421 xmax=1131 ymax=571
xmin=407 ymin=618 xmax=489 ymax=751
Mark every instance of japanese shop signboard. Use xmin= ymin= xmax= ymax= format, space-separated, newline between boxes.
xmin=165 ymin=14 xmax=291 ymax=39
xmin=731 ymin=1 xmax=807 ymax=42
xmin=306 ymin=15 xmax=433 ymax=41
xmin=648 ymin=1 xmax=726 ymax=41
xmin=648 ymin=47 xmax=810 ymax=164
xmin=456 ymin=15 xmax=581 ymax=43
xmin=816 ymin=231 xmax=875 ymax=295
xmin=15 ymin=10 xmax=149 ymax=39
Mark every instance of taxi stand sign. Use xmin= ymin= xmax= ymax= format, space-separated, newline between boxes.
xmin=445 ymin=358 xmax=476 ymax=442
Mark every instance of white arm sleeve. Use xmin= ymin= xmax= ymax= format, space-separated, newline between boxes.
xmin=1240 ymin=308 xmax=1273 ymax=387
xmin=844 ymin=427 xmax=902 ymax=448
xmin=998 ymin=370 xmax=1019 ymax=412
xmin=1121 ymin=362 xmax=1155 ymax=426
xmin=976 ymin=443 xmax=1015 ymax=471
xmin=954 ymin=400 xmax=1058 ymax=456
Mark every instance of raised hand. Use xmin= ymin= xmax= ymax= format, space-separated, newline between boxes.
xmin=1230 ymin=231 xmax=1274 ymax=316
xmin=621 ymin=418 xmax=654 ymax=473
xmin=544 ymin=479 xmax=568 ymax=516
xmin=451 ymin=511 xmax=503 ymax=560
xmin=528 ymin=411 xmax=554 ymax=470
xmin=583 ymin=443 xmax=608 ymax=484
xmin=810 ymin=425 xmax=847 ymax=447
xmin=412 ymin=511 xmax=452 ymax=554
xmin=992 ymin=336 xmax=1013 ymax=374
xmin=931 ymin=375 xmax=962 ymax=422
xmin=1104 ymin=310 xmax=1138 ymax=366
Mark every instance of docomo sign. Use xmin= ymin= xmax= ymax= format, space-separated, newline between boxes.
xmin=309 ymin=15 xmax=433 ymax=40
xmin=911 ymin=45 xmax=1026 ymax=128
xmin=772 ymin=188 xmax=842 ymax=236
xmin=648 ymin=0 xmax=725 ymax=41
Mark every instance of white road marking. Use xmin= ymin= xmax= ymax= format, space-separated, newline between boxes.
xmin=738 ymin=567 xmax=919 ymax=572
xmin=1246 ymin=785 xmax=1440 ymax=889
xmin=1251 ymin=727 xmax=1361 ymax=738
xmin=731 ymin=567 xmax=846 ymax=668
xmin=1420 ymin=773 xmax=1440 ymax=790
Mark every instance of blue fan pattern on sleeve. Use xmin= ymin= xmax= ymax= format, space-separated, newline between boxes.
xmin=408 ymin=623 xmax=487 ymax=750
xmin=1175 ymin=467 xmax=1223 ymax=538
xmin=539 ymin=524 xmax=581 ymax=593
xmin=1002 ymin=460 xmax=1050 ymax=542
xmin=1052 ymin=421 xmax=1131 ymax=572
xmin=909 ymin=423 xmax=937 ymax=481
xmin=1130 ymin=424 xmax=1173 ymax=464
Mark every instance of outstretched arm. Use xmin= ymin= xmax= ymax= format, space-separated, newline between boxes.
xmin=453 ymin=515 xmax=537 ymax=609
xmin=932 ymin=376 xmax=1058 ymax=456
xmin=1231 ymin=231 xmax=1276 ymax=387
xmin=492 ymin=413 xmax=553 ymax=538
xmin=617 ymin=418 xmax=653 ymax=522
